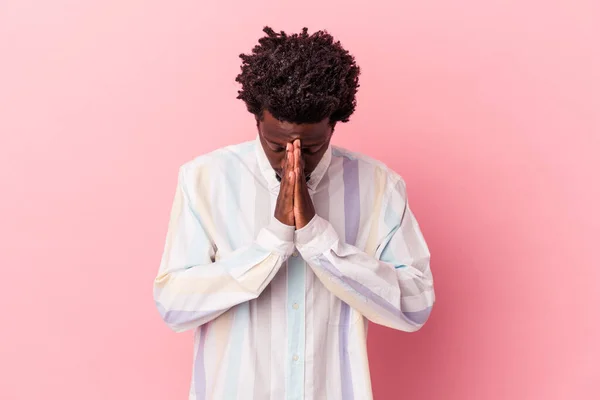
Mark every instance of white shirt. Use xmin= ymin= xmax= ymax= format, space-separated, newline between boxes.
xmin=154 ymin=136 xmax=435 ymax=400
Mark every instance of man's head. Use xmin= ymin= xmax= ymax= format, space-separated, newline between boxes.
xmin=236 ymin=26 xmax=360 ymax=179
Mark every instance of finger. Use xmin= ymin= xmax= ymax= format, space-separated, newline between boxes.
xmin=295 ymin=145 xmax=302 ymax=173
xmin=293 ymin=139 xmax=300 ymax=167
xmin=294 ymin=140 xmax=305 ymax=173
xmin=294 ymin=163 xmax=302 ymax=207
xmin=288 ymin=146 xmax=294 ymax=168
xmin=292 ymin=144 xmax=299 ymax=186
xmin=284 ymin=143 xmax=292 ymax=174
xmin=290 ymin=141 xmax=296 ymax=172
xmin=287 ymin=145 xmax=295 ymax=189
xmin=294 ymin=146 xmax=302 ymax=184
xmin=279 ymin=150 xmax=289 ymax=189
xmin=287 ymin=170 xmax=296 ymax=199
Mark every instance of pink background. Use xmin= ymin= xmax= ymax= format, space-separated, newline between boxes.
xmin=1 ymin=1 xmax=598 ymax=399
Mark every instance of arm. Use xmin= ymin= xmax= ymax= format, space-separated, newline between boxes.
xmin=153 ymin=165 xmax=295 ymax=332
xmin=295 ymin=179 xmax=434 ymax=332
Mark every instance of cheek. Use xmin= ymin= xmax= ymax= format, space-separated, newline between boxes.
xmin=305 ymin=155 xmax=320 ymax=171
xmin=268 ymin=153 xmax=285 ymax=169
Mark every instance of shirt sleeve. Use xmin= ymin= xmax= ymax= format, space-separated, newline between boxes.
xmin=294 ymin=178 xmax=434 ymax=332
xmin=153 ymin=166 xmax=295 ymax=332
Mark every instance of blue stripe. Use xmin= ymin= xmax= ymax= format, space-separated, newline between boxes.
xmin=286 ymin=255 xmax=306 ymax=399
xmin=343 ymin=157 xmax=360 ymax=246
xmin=379 ymin=193 xmax=401 ymax=262
xmin=222 ymin=155 xmax=245 ymax=399
xmin=225 ymin=154 xmax=244 ymax=249
xmin=341 ymin=156 xmax=359 ymax=398
xmin=339 ymin=303 xmax=354 ymax=400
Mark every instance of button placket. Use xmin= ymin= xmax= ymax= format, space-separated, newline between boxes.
xmin=285 ymin=247 xmax=305 ymax=399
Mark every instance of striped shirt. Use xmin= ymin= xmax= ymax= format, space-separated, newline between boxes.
xmin=154 ymin=136 xmax=435 ymax=400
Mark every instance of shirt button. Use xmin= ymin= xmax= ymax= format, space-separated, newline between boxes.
xmin=293 ymin=355 xmax=299 ymax=361
xmin=292 ymin=251 xmax=298 ymax=257
xmin=292 ymin=303 xmax=299 ymax=310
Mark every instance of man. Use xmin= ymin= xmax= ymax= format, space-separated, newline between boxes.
xmin=154 ymin=26 xmax=434 ymax=400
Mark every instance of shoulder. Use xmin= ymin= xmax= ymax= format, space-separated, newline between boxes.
xmin=331 ymin=145 xmax=407 ymax=193
xmin=177 ymin=140 xmax=256 ymax=188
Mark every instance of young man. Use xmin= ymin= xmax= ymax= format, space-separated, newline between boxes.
xmin=154 ymin=27 xmax=435 ymax=400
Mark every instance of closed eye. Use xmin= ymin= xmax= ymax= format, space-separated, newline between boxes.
xmin=267 ymin=143 xmax=285 ymax=152
xmin=302 ymin=144 xmax=324 ymax=155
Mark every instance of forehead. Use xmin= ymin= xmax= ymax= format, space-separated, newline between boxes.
xmin=260 ymin=110 xmax=330 ymax=144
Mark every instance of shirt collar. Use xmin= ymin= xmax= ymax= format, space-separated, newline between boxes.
xmin=254 ymin=134 xmax=332 ymax=192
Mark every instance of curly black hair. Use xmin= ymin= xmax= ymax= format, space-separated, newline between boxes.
xmin=235 ymin=26 xmax=360 ymax=125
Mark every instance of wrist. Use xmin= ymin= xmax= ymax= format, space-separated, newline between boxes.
xmin=295 ymin=209 xmax=315 ymax=230
xmin=256 ymin=217 xmax=296 ymax=256
xmin=294 ymin=215 xmax=339 ymax=259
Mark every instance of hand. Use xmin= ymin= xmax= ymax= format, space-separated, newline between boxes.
xmin=274 ymin=143 xmax=296 ymax=226
xmin=293 ymin=139 xmax=316 ymax=229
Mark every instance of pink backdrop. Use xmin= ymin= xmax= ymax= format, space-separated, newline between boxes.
xmin=1 ymin=1 xmax=598 ymax=399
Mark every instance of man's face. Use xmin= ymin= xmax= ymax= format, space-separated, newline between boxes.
xmin=258 ymin=110 xmax=334 ymax=180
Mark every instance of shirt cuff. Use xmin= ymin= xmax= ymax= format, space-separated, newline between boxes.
xmin=256 ymin=218 xmax=296 ymax=257
xmin=294 ymin=215 xmax=339 ymax=259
